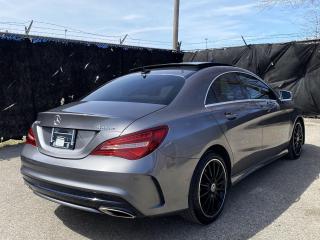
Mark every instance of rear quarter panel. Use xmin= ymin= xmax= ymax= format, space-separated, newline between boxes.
xmin=122 ymin=108 xmax=234 ymax=212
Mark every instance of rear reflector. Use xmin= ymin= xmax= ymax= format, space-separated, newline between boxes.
xmin=26 ymin=128 xmax=36 ymax=146
xmin=91 ymin=126 xmax=168 ymax=160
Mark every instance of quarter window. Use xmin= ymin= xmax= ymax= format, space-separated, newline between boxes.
xmin=238 ymin=73 xmax=277 ymax=100
xmin=205 ymin=87 xmax=217 ymax=105
xmin=206 ymin=73 xmax=248 ymax=104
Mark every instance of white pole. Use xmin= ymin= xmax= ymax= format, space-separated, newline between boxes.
xmin=173 ymin=0 xmax=180 ymax=50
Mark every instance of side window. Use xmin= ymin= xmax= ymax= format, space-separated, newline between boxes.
xmin=238 ymin=73 xmax=277 ymax=100
xmin=209 ymin=73 xmax=248 ymax=103
xmin=205 ymin=87 xmax=217 ymax=105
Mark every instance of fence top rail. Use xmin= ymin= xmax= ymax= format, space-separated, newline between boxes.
xmin=0 ymin=31 xmax=176 ymax=52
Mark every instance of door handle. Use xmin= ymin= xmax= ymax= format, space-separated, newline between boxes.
xmin=224 ymin=112 xmax=238 ymax=120
xmin=258 ymin=101 xmax=276 ymax=112
xmin=260 ymin=106 xmax=272 ymax=112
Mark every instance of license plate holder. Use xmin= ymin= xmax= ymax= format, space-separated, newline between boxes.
xmin=50 ymin=128 xmax=76 ymax=150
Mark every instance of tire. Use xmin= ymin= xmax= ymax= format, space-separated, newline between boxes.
xmin=287 ymin=121 xmax=304 ymax=160
xmin=182 ymin=152 xmax=229 ymax=225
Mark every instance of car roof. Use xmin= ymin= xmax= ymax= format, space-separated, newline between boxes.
xmin=130 ymin=62 xmax=232 ymax=73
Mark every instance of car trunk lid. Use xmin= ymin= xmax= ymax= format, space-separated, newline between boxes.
xmin=35 ymin=101 xmax=166 ymax=159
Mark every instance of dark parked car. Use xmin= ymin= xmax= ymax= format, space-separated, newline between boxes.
xmin=21 ymin=62 xmax=304 ymax=224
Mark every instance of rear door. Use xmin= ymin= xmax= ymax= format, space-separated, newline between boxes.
xmin=238 ymin=73 xmax=291 ymax=159
xmin=205 ymin=72 xmax=263 ymax=175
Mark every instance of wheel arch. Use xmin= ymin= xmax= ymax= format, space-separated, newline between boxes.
xmin=202 ymin=144 xmax=232 ymax=181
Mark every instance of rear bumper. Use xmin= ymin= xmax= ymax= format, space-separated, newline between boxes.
xmin=23 ymin=175 xmax=142 ymax=217
xmin=20 ymin=144 xmax=196 ymax=217
xmin=21 ymin=145 xmax=165 ymax=216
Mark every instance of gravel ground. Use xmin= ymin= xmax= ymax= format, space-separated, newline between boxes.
xmin=0 ymin=119 xmax=319 ymax=240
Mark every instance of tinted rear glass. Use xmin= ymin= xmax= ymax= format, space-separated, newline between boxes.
xmin=82 ymin=74 xmax=185 ymax=105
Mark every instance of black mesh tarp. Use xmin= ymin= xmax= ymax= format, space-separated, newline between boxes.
xmin=2 ymin=36 xmax=319 ymax=140
xmin=184 ymin=41 xmax=320 ymax=115
xmin=0 ymin=35 xmax=182 ymax=140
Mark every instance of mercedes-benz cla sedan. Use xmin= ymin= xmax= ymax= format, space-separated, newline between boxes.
xmin=21 ymin=62 xmax=305 ymax=224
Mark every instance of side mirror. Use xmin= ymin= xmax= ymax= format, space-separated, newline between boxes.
xmin=279 ymin=90 xmax=292 ymax=101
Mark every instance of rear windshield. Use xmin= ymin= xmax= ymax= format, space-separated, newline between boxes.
xmin=82 ymin=74 xmax=185 ymax=105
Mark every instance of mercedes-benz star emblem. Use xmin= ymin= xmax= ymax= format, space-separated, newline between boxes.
xmin=53 ymin=115 xmax=61 ymax=126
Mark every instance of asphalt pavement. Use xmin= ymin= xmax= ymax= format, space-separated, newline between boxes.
xmin=0 ymin=118 xmax=319 ymax=240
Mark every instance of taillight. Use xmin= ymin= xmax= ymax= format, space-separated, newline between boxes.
xmin=91 ymin=126 xmax=168 ymax=160
xmin=26 ymin=127 xmax=37 ymax=146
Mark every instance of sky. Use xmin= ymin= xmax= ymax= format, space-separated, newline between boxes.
xmin=0 ymin=0 xmax=316 ymax=50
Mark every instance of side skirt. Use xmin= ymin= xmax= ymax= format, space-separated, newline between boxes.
xmin=230 ymin=149 xmax=288 ymax=185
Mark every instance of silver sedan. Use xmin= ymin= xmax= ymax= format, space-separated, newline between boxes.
xmin=21 ymin=62 xmax=304 ymax=224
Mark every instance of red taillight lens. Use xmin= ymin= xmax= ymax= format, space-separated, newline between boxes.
xmin=91 ymin=126 xmax=168 ymax=160
xmin=26 ymin=128 xmax=36 ymax=146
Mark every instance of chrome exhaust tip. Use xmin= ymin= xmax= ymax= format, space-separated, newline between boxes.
xmin=99 ymin=206 xmax=135 ymax=219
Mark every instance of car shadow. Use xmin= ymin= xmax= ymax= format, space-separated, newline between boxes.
xmin=0 ymin=143 xmax=24 ymax=161
xmin=54 ymin=143 xmax=320 ymax=240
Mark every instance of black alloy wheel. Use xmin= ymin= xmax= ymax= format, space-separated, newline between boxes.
xmin=288 ymin=121 xmax=304 ymax=160
xmin=198 ymin=159 xmax=227 ymax=218
xmin=183 ymin=152 xmax=229 ymax=224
